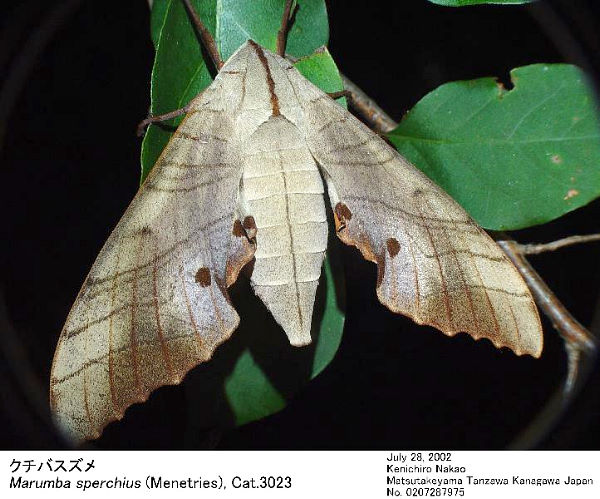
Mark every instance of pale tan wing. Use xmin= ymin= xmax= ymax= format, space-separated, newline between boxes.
xmin=285 ymin=69 xmax=542 ymax=357
xmin=49 ymin=64 xmax=255 ymax=442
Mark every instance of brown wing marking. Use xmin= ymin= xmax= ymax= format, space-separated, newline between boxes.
xmin=282 ymin=61 xmax=543 ymax=357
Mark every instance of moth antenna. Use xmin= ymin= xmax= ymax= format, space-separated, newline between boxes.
xmin=276 ymin=0 xmax=295 ymax=57
xmin=181 ymin=0 xmax=224 ymax=69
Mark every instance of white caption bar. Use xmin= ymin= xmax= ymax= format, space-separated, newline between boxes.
xmin=1 ymin=451 xmax=598 ymax=498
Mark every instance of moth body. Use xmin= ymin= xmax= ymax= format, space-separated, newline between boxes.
xmin=241 ymin=114 xmax=327 ymax=345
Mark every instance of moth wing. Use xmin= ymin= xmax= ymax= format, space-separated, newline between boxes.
xmin=287 ymin=72 xmax=542 ymax=357
xmin=50 ymin=75 xmax=254 ymax=442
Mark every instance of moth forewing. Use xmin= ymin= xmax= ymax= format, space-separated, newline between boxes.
xmin=285 ymin=66 xmax=543 ymax=357
xmin=50 ymin=43 xmax=253 ymax=442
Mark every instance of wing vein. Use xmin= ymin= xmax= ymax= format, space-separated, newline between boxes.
xmin=471 ymin=255 xmax=502 ymax=340
xmin=85 ymin=211 xmax=235 ymax=288
xmin=82 ymin=317 xmax=93 ymax=436
xmin=179 ymin=266 xmax=202 ymax=351
xmin=108 ymin=236 xmax=123 ymax=414
xmin=443 ymin=227 xmax=478 ymax=327
xmin=418 ymin=206 xmax=454 ymax=331
xmin=407 ymin=235 xmax=421 ymax=321
xmin=153 ymin=248 xmax=174 ymax=381
xmin=130 ymin=234 xmax=144 ymax=395
xmin=506 ymin=293 xmax=522 ymax=348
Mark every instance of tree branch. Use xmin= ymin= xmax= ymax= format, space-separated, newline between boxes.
xmin=181 ymin=0 xmax=223 ymax=70
xmin=340 ymin=74 xmax=398 ymax=133
xmin=276 ymin=0 xmax=294 ymax=57
xmin=496 ymin=239 xmax=597 ymax=356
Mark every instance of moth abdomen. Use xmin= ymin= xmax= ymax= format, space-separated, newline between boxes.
xmin=240 ymin=115 xmax=328 ymax=346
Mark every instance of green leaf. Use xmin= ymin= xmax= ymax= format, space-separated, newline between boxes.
xmin=141 ymin=0 xmax=345 ymax=432
xmin=388 ymin=64 xmax=600 ymax=230
xmin=428 ymin=0 xmax=534 ymax=6
xmin=294 ymin=47 xmax=347 ymax=108
xmin=150 ymin=0 xmax=170 ymax=46
xmin=224 ymin=351 xmax=287 ymax=426
xmin=141 ymin=0 xmax=215 ymax=180
xmin=224 ymin=251 xmax=344 ymax=426
xmin=216 ymin=0 xmax=328 ymax=60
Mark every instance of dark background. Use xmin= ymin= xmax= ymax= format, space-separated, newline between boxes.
xmin=1 ymin=0 xmax=599 ymax=449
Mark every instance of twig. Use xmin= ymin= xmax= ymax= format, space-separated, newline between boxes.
xmin=276 ymin=0 xmax=294 ymax=57
xmin=497 ymin=240 xmax=597 ymax=355
xmin=516 ymin=233 xmax=600 ymax=255
xmin=497 ymin=238 xmax=597 ymax=448
xmin=181 ymin=0 xmax=223 ymax=69
xmin=340 ymin=74 xmax=398 ymax=133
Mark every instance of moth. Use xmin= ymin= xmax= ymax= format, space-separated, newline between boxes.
xmin=50 ymin=0 xmax=543 ymax=442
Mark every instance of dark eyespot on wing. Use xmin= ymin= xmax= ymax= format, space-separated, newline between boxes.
xmin=386 ymin=238 xmax=401 ymax=258
xmin=242 ymin=216 xmax=257 ymax=238
xmin=195 ymin=267 xmax=212 ymax=287
xmin=334 ymin=202 xmax=353 ymax=222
